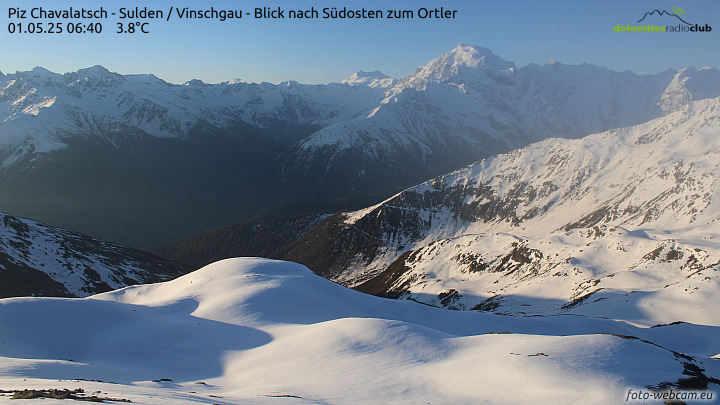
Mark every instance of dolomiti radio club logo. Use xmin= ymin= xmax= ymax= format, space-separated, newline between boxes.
xmin=614 ymin=7 xmax=712 ymax=33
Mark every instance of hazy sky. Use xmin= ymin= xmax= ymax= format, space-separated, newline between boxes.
xmin=3 ymin=0 xmax=719 ymax=84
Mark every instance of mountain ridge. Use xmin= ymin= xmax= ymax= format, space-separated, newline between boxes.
xmin=2 ymin=44 xmax=719 ymax=247
xmin=297 ymin=96 xmax=720 ymax=319
xmin=155 ymin=96 xmax=720 ymax=323
xmin=0 ymin=210 xmax=188 ymax=298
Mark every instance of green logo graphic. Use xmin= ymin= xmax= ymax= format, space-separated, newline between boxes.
xmin=672 ymin=7 xmax=686 ymax=15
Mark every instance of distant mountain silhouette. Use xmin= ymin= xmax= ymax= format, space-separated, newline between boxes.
xmin=637 ymin=9 xmax=691 ymax=25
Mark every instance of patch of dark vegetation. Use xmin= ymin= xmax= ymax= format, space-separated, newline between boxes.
xmin=438 ymin=289 xmax=464 ymax=310
xmin=2 ymin=214 xmax=31 ymax=238
xmin=249 ymin=188 xmax=405 ymax=223
xmin=636 ymin=131 xmax=662 ymax=145
xmin=148 ymin=213 xmax=327 ymax=270
xmin=563 ymin=206 xmax=613 ymax=231
xmin=454 ymin=252 xmax=489 ymax=273
xmin=492 ymin=241 xmax=543 ymax=275
xmin=648 ymin=362 xmax=720 ymax=404
xmin=353 ymin=250 xmax=414 ymax=298
xmin=472 ymin=296 xmax=502 ymax=311
xmin=151 ymin=378 xmax=173 ymax=382
xmin=285 ymin=213 xmax=390 ymax=280
xmin=561 ymin=289 xmax=602 ymax=310
xmin=665 ymin=248 xmax=683 ymax=261
xmin=0 ymin=211 xmax=190 ymax=298
xmin=264 ymin=394 xmax=303 ymax=398
xmin=645 ymin=246 xmax=665 ymax=261
xmin=0 ymin=253 xmax=73 ymax=298
xmin=643 ymin=243 xmax=684 ymax=263
xmin=651 ymin=321 xmax=687 ymax=328
xmin=678 ymin=363 xmax=720 ymax=389
xmin=7 ymin=388 xmax=131 ymax=402
xmin=74 ymin=379 xmax=115 ymax=384
xmin=528 ymin=353 xmax=548 ymax=357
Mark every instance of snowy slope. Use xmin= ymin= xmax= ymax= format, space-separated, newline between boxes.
xmin=0 ymin=211 xmax=186 ymax=298
xmin=0 ymin=65 xmax=387 ymax=171
xmin=0 ymin=258 xmax=718 ymax=404
xmin=284 ymin=97 xmax=720 ymax=324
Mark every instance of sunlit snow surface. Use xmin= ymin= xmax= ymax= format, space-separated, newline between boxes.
xmin=327 ymin=97 xmax=720 ymax=327
xmin=0 ymin=258 xmax=718 ymax=404
xmin=0 ymin=65 xmax=392 ymax=170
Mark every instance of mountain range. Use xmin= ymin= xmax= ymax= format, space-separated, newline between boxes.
xmin=2 ymin=44 xmax=719 ymax=247
xmin=153 ymin=95 xmax=720 ymax=327
xmin=2 ymin=44 xmax=720 ymax=403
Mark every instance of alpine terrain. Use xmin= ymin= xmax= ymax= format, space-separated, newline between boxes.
xmin=0 ymin=258 xmax=718 ymax=404
xmin=283 ymin=96 xmax=720 ymax=327
xmin=0 ymin=211 xmax=187 ymax=298
xmin=2 ymin=44 xmax=719 ymax=247
xmin=1 ymin=44 xmax=720 ymax=404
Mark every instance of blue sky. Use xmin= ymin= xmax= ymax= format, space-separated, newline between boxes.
xmin=2 ymin=0 xmax=719 ymax=84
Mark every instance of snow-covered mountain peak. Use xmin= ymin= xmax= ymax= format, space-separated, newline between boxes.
xmin=75 ymin=64 xmax=112 ymax=77
xmin=673 ymin=66 xmax=720 ymax=97
xmin=70 ymin=65 xmax=125 ymax=86
xmin=29 ymin=66 xmax=54 ymax=75
xmin=0 ymin=64 xmax=400 ymax=173
xmin=403 ymin=44 xmax=516 ymax=89
xmin=183 ymin=78 xmax=206 ymax=87
xmin=124 ymin=73 xmax=170 ymax=88
xmin=280 ymin=80 xmax=301 ymax=87
xmin=342 ymin=70 xmax=395 ymax=88
xmin=660 ymin=66 xmax=720 ymax=113
xmin=451 ymin=44 xmax=514 ymax=70
xmin=346 ymin=70 xmax=388 ymax=79
xmin=23 ymin=66 xmax=63 ymax=83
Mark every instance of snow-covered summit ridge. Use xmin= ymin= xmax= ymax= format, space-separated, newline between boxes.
xmin=3 ymin=45 xmax=720 ymax=195
xmin=281 ymin=44 xmax=719 ymax=196
xmin=341 ymin=70 xmax=395 ymax=88
xmin=0 ymin=64 xmax=391 ymax=167
xmin=660 ymin=66 xmax=720 ymax=112
xmin=402 ymin=44 xmax=516 ymax=89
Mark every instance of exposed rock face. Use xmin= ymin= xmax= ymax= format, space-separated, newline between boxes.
xmin=0 ymin=211 xmax=188 ymax=298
